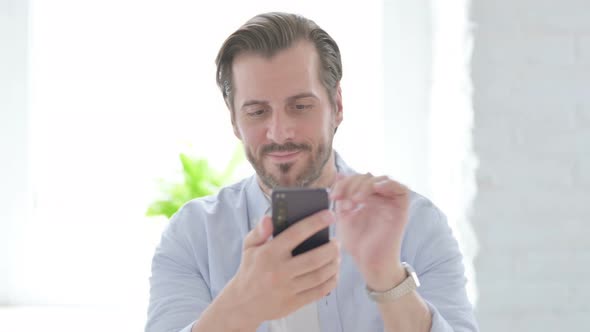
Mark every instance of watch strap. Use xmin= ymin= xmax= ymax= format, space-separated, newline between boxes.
xmin=366 ymin=262 xmax=420 ymax=302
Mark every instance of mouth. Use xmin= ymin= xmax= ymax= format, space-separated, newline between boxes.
xmin=266 ymin=150 xmax=301 ymax=163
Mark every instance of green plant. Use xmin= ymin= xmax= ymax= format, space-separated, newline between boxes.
xmin=146 ymin=146 xmax=245 ymax=219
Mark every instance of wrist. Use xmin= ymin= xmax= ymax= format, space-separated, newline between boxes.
xmin=207 ymin=279 xmax=261 ymax=331
xmin=226 ymin=280 xmax=262 ymax=330
xmin=365 ymin=263 xmax=406 ymax=292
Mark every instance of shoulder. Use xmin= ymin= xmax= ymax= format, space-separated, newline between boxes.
xmin=407 ymin=191 xmax=447 ymax=230
xmin=187 ymin=177 xmax=249 ymax=214
xmin=165 ymin=177 xmax=252 ymax=237
xmin=402 ymin=191 xmax=459 ymax=265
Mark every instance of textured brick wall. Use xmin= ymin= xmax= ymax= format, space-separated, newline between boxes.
xmin=471 ymin=0 xmax=590 ymax=330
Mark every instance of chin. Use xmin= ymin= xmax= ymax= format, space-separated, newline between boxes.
xmin=262 ymin=167 xmax=300 ymax=188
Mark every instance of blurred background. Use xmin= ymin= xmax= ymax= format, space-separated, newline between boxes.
xmin=0 ymin=0 xmax=588 ymax=331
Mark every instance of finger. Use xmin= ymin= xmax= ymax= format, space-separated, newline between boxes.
xmin=287 ymin=240 xmax=340 ymax=277
xmin=243 ymin=215 xmax=273 ymax=249
xmin=373 ymin=179 xmax=409 ymax=199
xmin=329 ymin=174 xmax=349 ymax=199
xmin=343 ymin=173 xmax=372 ymax=200
xmin=332 ymin=174 xmax=372 ymax=212
xmin=350 ymin=175 xmax=390 ymax=203
xmin=335 ymin=200 xmax=364 ymax=217
xmin=330 ymin=174 xmax=365 ymax=200
xmin=292 ymin=256 xmax=340 ymax=294
xmin=294 ymin=273 xmax=338 ymax=305
xmin=271 ymin=209 xmax=335 ymax=254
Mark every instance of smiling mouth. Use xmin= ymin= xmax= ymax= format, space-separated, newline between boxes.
xmin=267 ymin=150 xmax=301 ymax=162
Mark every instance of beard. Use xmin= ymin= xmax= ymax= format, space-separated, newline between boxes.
xmin=245 ymin=138 xmax=333 ymax=189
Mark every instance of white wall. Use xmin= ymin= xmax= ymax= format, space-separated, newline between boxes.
xmin=472 ymin=0 xmax=590 ymax=329
xmin=383 ymin=0 xmax=432 ymax=197
xmin=0 ymin=0 xmax=30 ymax=305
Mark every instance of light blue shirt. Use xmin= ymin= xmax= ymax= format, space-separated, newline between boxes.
xmin=146 ymin=154 xmax=479 ymax=332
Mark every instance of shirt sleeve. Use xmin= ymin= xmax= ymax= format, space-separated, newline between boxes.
xmin=145 ymin=202 xmax=212 ymax=332
xmin=404 ymin=196 xmax=480 ymax=332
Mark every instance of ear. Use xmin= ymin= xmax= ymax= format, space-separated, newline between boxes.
xmin=333 ymin=83 xmax=343 ymax=127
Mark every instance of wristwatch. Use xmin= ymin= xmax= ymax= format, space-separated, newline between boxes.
xmin=366 ymin=262 xmax=420 ymax=302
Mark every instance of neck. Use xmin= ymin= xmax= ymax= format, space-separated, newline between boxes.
xmin=257 ymin=151 xmax=338 ymax=196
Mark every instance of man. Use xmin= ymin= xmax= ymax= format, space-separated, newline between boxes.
xmin=146 ymin=12 xmax=478 ymax=332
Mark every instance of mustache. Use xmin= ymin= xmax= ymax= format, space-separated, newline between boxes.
xmin=262 ymin=142 xmax=312 ymax=154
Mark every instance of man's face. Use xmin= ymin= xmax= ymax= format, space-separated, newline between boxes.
xmin=231 ymin=40 xmax=343 ymax=188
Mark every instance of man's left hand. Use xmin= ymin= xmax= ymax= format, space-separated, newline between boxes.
xmin=330 ymin=173 xmax=410 ymax=291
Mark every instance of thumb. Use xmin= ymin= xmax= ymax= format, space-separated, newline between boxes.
xmin=243 ymin=215 xmax=273 ymax=249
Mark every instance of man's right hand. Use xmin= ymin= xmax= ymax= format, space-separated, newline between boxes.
xmin=225 ymin=210 xmax=340 ymax=330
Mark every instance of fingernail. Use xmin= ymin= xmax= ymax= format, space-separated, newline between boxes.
xmin=374 ymin=180 xmax=388 ymax=187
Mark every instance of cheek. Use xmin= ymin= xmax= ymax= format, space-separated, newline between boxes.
xmin=238 ymin=124 xmax=265 ymax=151
xmin=300 ymin=115 xmax=331 ymax=143
xmin=319 ymin=113 xmax=335 ymax=137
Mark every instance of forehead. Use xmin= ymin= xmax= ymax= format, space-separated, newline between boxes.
xmin=231 ymin=40 xmax=323 ymax=107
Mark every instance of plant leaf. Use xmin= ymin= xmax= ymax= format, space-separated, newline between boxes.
xmin=146 ymin=145 xmax=246 ymax=220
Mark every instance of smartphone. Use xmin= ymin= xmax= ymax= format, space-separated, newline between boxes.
xmin=272 ymin=187 xmax=330 ymax=256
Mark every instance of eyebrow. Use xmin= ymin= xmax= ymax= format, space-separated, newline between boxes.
xmin=285 ymin=92 xmax=319 ymax=103
xmin=240 ymin=99 xmax=269 ymax=110
xmin=240 ymin=92 xmax=319 ymax=111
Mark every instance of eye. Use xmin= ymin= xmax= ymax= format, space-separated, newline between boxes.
xmin=294 ymin=104 xmax=312 ymax=111
xmin=247 ymin=109 xmax=267 ymax=117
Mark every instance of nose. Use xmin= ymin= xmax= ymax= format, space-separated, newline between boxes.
xmin=266 ymin=110 xmax=295 ymax=143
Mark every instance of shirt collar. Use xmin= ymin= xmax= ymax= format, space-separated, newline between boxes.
xmin=245 ymin=175 xmax=270 ymax=231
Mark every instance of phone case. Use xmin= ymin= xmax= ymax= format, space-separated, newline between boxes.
xmin=272 ymin=187 xmax=330 ymax=256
